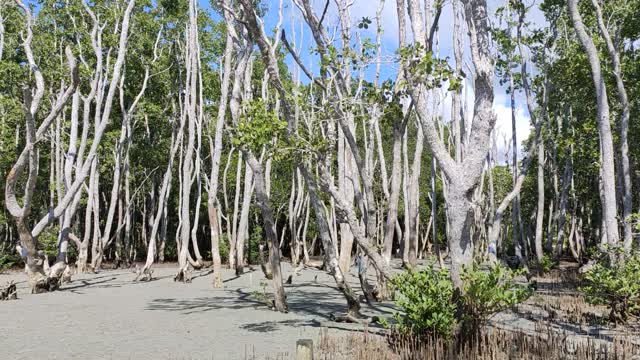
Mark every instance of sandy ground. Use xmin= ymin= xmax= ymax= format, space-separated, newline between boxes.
xmin=0 ymin=261 xmax=394 ymax=360
xmin=3 ymin=259 xmax=637 ymax=359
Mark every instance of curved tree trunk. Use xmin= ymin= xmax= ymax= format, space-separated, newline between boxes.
xmin=568 ymin=0 xmax=619 ymax=252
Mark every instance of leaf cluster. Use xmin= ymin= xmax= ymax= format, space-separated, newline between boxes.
xmin=389 ymin=263 xmax=531 ymax=338
xmin=581 ymin=249 xmax=640 ymax=324
xmin=390 ymin=265 xmax=458 ymax=337
xmin=460 ymin=264 xmax=533 ymax=329
xmin=230 ymin=99 xmax=287 ymax=156
xmin=398 ymin=44 xmax=463 ymax=92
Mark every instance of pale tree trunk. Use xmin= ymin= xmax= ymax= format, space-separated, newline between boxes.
xmin=590 ymin=0 xmax=632 ymax=251
xmin=568 ymin=0 xmax=619 ymax=251
xmin=229 ymin=153 xmax=242 ymax=271
xmin=405 ymin=122 xmax=423 ymax=268
xmin=337 ymin=128 xmax=356 ymax=275
xmin=176 ymin=0 xmax=200 ymax=281
xmin=207 ymin=9 xmax=234 ymax=286
xmin=301 ymin=165 xmax=361 ymax=315
xmin=509 ymin=71 xmax=526 ymax=267
xmin=236 ymin=161 xmax=253 ymax=275
xmin=227 ymin=45 xmax=251 ymax=273
xmin=245 ymin=154 xmax=287 ymax=312
xmin=7 ymin=33 xmax=68 ymax=287
xmin=535 ymin=138 xmax=545 ymax=262
xmin=554 ymin=157 xmax=573 ymax=258
xmin=236 ymin=49 xmax=256 ymax=272
xmin=190 ymin=102 xmax=204 ymax=269
xmin=383 ymin=119 xmax=406 ymax=263
xmin=139 ymin=120 xmax=183 ymax=279
xmin=402 ymin=0 xmax=495 ymax=289
xmin=241 ymin=0 xmax=396 ymax=315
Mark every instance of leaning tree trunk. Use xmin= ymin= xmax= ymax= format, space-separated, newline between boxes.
xmin=568 ymin=0 xmax=619 ymax=252
xmin=590 ymin=0 xmax=632 ymax=252
xmin=245 ymin=153 xmax=288 ymax=313
xmin=206 ymin=14 xmax=234 ymax=286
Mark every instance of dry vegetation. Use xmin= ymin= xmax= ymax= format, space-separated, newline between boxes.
xmin=310 ymin=263 xmax=640 ymax=360
xmin=314 ymin=325 xmax=640 ymax=360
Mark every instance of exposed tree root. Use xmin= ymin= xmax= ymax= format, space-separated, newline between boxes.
xmin=192 ymin=259 xmax=204 ymax=270
xmin=61 ymin=264 xmax=74 ymax=284
xmin=258 ymin=244 xmax=272 ymax=279
xmin=134 ymin=266 xmax=154 ymax=282
xmin=1 ymin=281 xmax=17 ymax=301
xmin=329 ymin=312 xmax=380 ymax=325
xmin=174 ymin=265 xmax=193 ymax=283
xmin=304 ymin=258 xmax=324 ymax=270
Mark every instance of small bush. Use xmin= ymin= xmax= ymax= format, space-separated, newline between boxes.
xmin=461 ymin=264 xmax=532 ymax=330
xmin=38 ymin=226 xmax=59 ymax=259
xmin=581 ymin=251 xmax=640 ymax=324
xmin=390 ymin=265 xmax=457 ymax=338
xmin=0 ymin=252 xmax=20 ymax=273
xmin=219 ymin=233 xmax=230 ymax=263
xmin=389 ymin=263 xmax=531 ymax=339
xmin=248 ymin=225 xmax=263 ymax=264
xmin=207 ymin=233 xmax=230 ymax=264
xmin=534 ymin=255 xmax=557 ymax=274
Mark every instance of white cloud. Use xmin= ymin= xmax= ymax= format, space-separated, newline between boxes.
xmin=278 ymin=0 xmax=535 ymax=164
xmin=492 ymin=91 xmax=532 ymax=165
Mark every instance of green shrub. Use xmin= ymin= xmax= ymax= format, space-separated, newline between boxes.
xmin=0 ymin=252 xmax=20 ymax=273
xmin=389 ymin=263 xmax=532 ymax=338
xmin=248 ymin=225 xmax=263 ymax=264
xmin=219 ymin=233 xmax=229 ymax=263
xmin=534 ymin=255 xmax=557 ymax=274
xmin=390 ymin=266 xmax=457 ymax=338
xmin=38 ymin=226 xmax=60 ymax=259
xmin=460 ymin=264 xmax=532 ymax=330
xmin=207 ymin=233 xmax=230 ymax=264
xmin=581 ymin=251 xmax=640 ymax=324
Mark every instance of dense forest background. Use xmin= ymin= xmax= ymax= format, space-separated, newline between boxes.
xmin=0 ymin=0 xmax=639 ymax=306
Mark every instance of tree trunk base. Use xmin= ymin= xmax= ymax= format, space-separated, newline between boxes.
xmin=192 ymin=259 xmax=204 ymax=270
xmin=135 ymin=267 xmax=154 ymax=282
xmin=358 ymin=273 xmax=379 ymax=303
xmin=375 ymin=275 xmax=392 ymax=301
xmin=212 ymin=272 xmax=222 ymax=288
xmin=174 ymin=266 xmax=192 ymax=283
xmin=61 ymin=265 xmax=74 ymax=284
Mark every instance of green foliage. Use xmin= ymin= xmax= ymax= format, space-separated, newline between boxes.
xmin=207 ymin=233 xmax=230 ymax=263
xmin=581 ymin=251 xmax=640 ymax=324
xmin=357 ymin=17 xmax=372 ymax=29
xmin=389 ymin=263 xmax=531 ymax=338
xmin=535 ymin=255 xmax=557 ymax=274
xmin=38 ymin=226 xmax=60 ymax=260
xmin=390 ymin=266 xmax=458 ymax=337
xmin=219 ymin=233 xmax=230 ymax=264
xmin=397 ymin=44 xmax=464 ymax=91
xmin=248 ymin=224 xmax=263 ymax=264
xmin=250 ymin=280 xmax=271 ymax=306
xmin=230 ymin=99 xmax=287 ymax=156
xmin=460 ymin=264 xmax=532 ymax=329
xmin=0 ymin=252 xmax=20 ymax=273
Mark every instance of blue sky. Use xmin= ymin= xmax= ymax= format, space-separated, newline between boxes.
xmin=30 ymin=0 xmax=546 ymax=163
xmin=198 ymin=0 xmax=547 ymax=163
